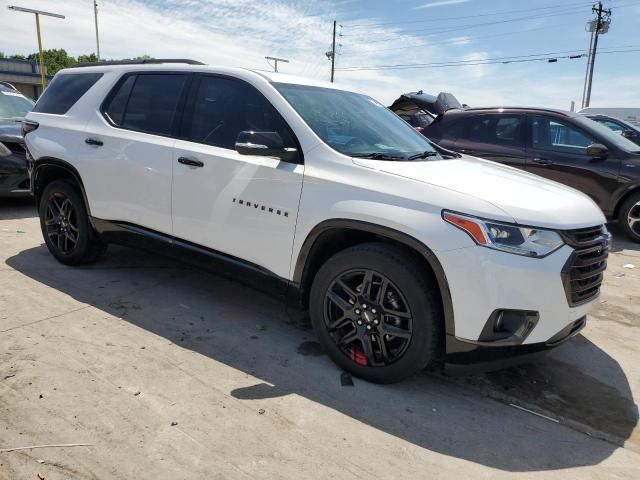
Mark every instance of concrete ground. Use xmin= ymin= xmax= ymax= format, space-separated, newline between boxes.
xmin=1 ymin=198 xmax=638 ymax=479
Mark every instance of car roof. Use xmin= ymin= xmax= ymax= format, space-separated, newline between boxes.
xmin=445 ymin=106 xmax=577 ymax=117
xmin=56 ymin=63 xmax=354 ymax=92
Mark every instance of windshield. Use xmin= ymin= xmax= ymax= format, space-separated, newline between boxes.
xmin=274 ymin=83 xmax=440 ymax=160
xmin=0 ymin=89 xmax=34 ymax=121
xmin=575 ymin=114 xmax=640 ymax=153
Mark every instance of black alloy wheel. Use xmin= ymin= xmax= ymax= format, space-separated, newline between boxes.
xmin=310 ymin=243 xmax=441 ymax=383
xmin=324 ymin=269 xmax=413 ymax=367
xmin=39 ymin=180 xmax=107 ymax=265
xmin=44 ymin=191 xmax=80 ymax=255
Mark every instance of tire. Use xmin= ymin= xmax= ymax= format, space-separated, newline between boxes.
xmin=39 ymin=180 xmax=107 ymax=265
xmin=309 ymin=242 xmax=442 ymax=384
xmin=618 ymin=192 xmax=640 ymax=243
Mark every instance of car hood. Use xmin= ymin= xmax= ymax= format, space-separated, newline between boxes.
xmin=389 ymin=91 xmax=462 ymax=116
xmin=353 ymin=155 xmax=605 ymax=230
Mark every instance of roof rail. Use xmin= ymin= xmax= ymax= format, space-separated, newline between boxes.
xmin=70 ymin=59 xmax=205 ymax=68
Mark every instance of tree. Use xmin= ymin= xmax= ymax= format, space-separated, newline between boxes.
xmin=77 ymin=53 xmax=99 ymax=64
xmin=26 ymin=49 xmax=76 ymax=75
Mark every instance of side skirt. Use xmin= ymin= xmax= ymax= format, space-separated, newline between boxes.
xmin=91 ymin=218 xmax=301 ymax=305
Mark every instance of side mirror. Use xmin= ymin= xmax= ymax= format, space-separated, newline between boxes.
xmin=586 ymin=143 xmax=608 ymax=159
xmin=622 ymin=130 xmax=637 ymax=139
xmin=235 ymin=131 xmax=298 ymax=162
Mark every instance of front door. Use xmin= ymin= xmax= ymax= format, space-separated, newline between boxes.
xmin=525 ymin=114 xmax=620 ymax=210
xmin=171 ymin=74 xmax=304 ymax=279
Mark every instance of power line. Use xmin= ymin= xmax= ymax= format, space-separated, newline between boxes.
xmin=345 ymin=1 xmax=592 ymax=28
xmin=341 ymin=1 xmax=639 ymax=47
xmin=339 ymin=22 xmax=570 ymax=57
xmin=336 ymin=48 xmax=639 ymax=72
xmin=342 ymin=7 xmax=590 ymax=43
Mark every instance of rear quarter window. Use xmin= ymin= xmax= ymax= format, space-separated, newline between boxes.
xmin=33 ymin=73 xmax=103 ymax=114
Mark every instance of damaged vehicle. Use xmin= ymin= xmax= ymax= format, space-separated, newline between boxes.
xmin=0 ymin=83 xmax=34 ymax=196
xmin=389 ymin=91 xmax=462 ymax=133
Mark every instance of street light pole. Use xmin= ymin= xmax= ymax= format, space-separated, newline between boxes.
xmin=7 ymin=6 xmax=65 ymax=94
xmin=94 ymin=1 xmax=101 ymax=60
xmin=265 ymin=56 xmax=289 ymax=73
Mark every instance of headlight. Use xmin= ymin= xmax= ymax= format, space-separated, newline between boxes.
xmin=443 ymin=211 xmax=564 ymax=258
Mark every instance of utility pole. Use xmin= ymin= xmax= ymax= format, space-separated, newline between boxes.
xmin=7 ymin=6 xmax=65 ymax=94
xmin=265 ymin=56 xmax=289 ymax=72
xmin=583 ymin=2 xmax=611 ymax=108
xmin=94 ymin=1 xmax=101 ymax=61
xmin=330 ymin=20 xmax=336 ymax=82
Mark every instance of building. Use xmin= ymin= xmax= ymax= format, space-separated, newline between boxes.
xmin=0 ymin=57 xmax=52 ymax=100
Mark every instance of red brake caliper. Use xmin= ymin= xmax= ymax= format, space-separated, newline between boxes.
xmin=349 ymin=346 xmax=367 ymax=366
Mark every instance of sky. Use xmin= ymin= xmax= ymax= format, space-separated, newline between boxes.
xmin=1 ymin=0 xmax=638 ymax=109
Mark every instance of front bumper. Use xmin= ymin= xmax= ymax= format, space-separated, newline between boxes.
xmin=437 ymin=242 xmax=601 ymax=367
xmin=444 ymin=316 xmax=586 ymax=373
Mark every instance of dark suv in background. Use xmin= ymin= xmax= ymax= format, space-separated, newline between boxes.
xmin=423 ymin=107 xmax=640 ymax=242
xmin=0 ymin=82 xmax=34 ymax=196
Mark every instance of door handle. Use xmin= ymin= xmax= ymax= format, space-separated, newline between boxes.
xmin=85 ymin=138 xmax=103 ymax=146
xmin=532 ymin=157 xmax=553 ymax=166
xmin=178 ymin=156 xmax=204 ymax=168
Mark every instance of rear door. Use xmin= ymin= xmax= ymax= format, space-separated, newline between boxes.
xmin=525 ymin=114 xmax=620 ymax=210
xmin=171 ymin=74 xmax=304 ymax=279
xmin=451 ymin=114 xmax=528 ymax=169
xmin=79 ymin=72 xmax=189 ymax=235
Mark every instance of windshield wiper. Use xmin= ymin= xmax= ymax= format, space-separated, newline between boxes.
xmin=407 ymin=151 xmax=439 ymax=161
xmin=351 ymin=152 xmax=406 ymax=161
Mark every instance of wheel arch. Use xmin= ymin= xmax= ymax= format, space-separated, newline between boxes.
xmin=292 ymin=219 xmax=455 ymax=337
xmin=613 ymin=184 xmax=640 ymax=220
xmin=33 ymin=158 xmax=91 ymax=215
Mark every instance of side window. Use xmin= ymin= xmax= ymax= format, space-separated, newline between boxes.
xmin=595 ymin=118 xmax=624 ymax=134
xmin=104 ymin=73 xmax=188 ymax=136
xmin=33 ymin=73 xmax=103 ymax=114
xmin=183 ymin=75 xmax=295 ymax=149
xmin=441 ymin=117 xmax=468 ymax=140
xmin=467 ymin=115 xmax=522 ymax=146
xmin=531 ymin=116 xmax=595 ymax=153
xmin=104 ymin=75 xmax=135 ymax=125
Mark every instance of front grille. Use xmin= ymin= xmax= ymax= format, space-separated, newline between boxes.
xmin=561 ymin=225 xmax=605 ymax=246
xmin=561 ymin=225 xmax=609 ymax=306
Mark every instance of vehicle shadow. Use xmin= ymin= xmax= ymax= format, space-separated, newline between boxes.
xmin=608 ymin=222 xmax=640 ymax=253
xmin=0 ymin=197 xmax=36 ymax=220
xmin=6 ymin=244 xmax=638 ymax=472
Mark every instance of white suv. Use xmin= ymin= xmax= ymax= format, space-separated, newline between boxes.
xmin=24 ymin=60 xmax=609 ymax=383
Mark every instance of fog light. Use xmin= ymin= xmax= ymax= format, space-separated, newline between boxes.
xmin=478 ymin=309 xmax=539 ymax=344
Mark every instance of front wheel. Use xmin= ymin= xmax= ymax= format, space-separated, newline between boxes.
xmin=619 ymin=192 xmax=640 ymax=243
xmin=309 ymin=243 xmax=442 ymax=383
xmin=39 ymin=180 xmax=107 ymax=265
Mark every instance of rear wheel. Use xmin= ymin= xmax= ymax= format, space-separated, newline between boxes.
xmin=39 ymin=180 xmax=107 ymax=265
xmin=309 ymin=243 xmax=442 ymax=383
xmin=619 ymin=192 xmax=640 ymax=243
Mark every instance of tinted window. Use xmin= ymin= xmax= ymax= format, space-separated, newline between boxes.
xmin=120 ymin=74 xmax=187 ymax=135
xmin=104 ymin=75 xmax=135 ymax=125
xmin=467 ymin=115 xmax=522 ymax=145
xmin=33 ymin=73 xmax=103 ymax=114
xmin=531 ymin=116 xmax=595 ymax=153
xmin=184 ymin=76 xmax=295 ymax=149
